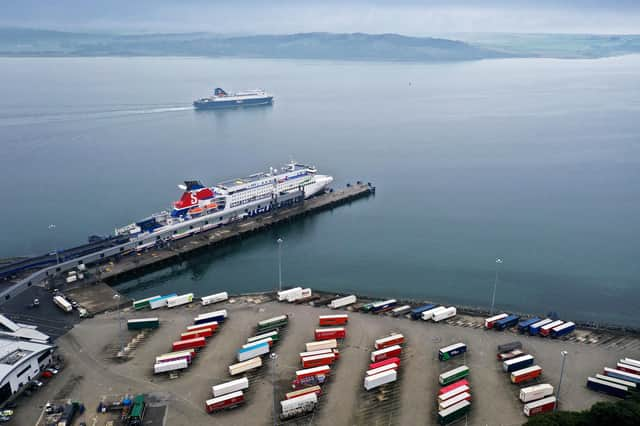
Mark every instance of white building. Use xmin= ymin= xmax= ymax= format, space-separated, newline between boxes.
xmin=0 ymin=314 xmax=49 ymax=343
xmin=0 ymin=338 xmax=54 ymax=405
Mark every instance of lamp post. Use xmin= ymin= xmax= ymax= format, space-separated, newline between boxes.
xmin=490 ymin=258 xmax=503 ymax=315
xmin=48 ymin=224 xmax=59 ymax=265
xmin=113 ymin=294 xmax=123 ymax=355
xmin=270 ymin=352 xmax=278 ymax=426
xmin=555 ymin=350 xmax=568 ymax=412
xmin=277 ymin=238 xmax=283 ymax=292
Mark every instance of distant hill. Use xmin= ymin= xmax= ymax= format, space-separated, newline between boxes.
xmin=0 ymin=28 xmax=509 ymax=61
xmin=1 ymin=28 xmax=639 ymax=61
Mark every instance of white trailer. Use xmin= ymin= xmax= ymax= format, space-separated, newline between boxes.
xmin=248 ymin=330 xmax=279 ymax=344
xmin=153 ymin=358 xmax=188 ymax=374
xmin=328 ymin=295 xmax=357 ymax=309
xmin=229 ymin=357 xmax=262 ymax=375
xmin=364 ymin=369 xmax=397 ymax=390
xmin=53 ymin=296 xmax=73 ymax=313
xmin=366 ymin=363 xmax=398 ymax=376
xmin=195 ymin=309 xmax=228 ymax=322
xmin=237 ymin=342 xmax=269 ymax=362
xmin=438 ymin=392 xmax=471 ymax=411
xmin=241 ymin=338 xmax=273 ymax=349
xmin=212 ymin=377 xmax=249 ymax=397
xmin=201 ymin=292 xmax=229 ymax=306
xmin=438 ymin=385 xmax=471 ymax=403
xmin=421 ymin=306 xmax=446 ymax=321
xmin=280 ymin=393 xmax=317 ymax=417
xmin=166 ymin=293 xmax=194 ymax=308
xmin=305 ymin=339 xmax=337 ymax=352
xmin=277 ymin=287 xmax=302 ymax=302
xmin=433 ymin=307 xmax=457 ymax=322
xmin=519 ymin=384 xmax=554 ymax=403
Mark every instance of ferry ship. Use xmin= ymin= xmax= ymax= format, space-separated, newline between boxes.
xmin=193 ymin=88 xmax=273 ymax=110
xmin=115 ymin=162 xmax=333 ymax=247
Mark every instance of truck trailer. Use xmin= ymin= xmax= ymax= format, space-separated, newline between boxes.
xmin=371 ymin=345 xmax=402 ymax=363
xmin=166 ymin=293 xmax=194 ymax=308
xmin=438 ymin=343 xmax=467 ymax=361
xmin=523 ymin=396 xmax=556 ymax=417
xmin=328 ymin=295 xmax=357 ymax=309
xmin=318 ymin=314 xmax=349 ymax=326
xmin=374 ymin=334 xmax=404 ymax=350
xmin=205 ymin=391 xmax=245 ymax=413
xmin=201 ymin=292 xmax=228 ymax=306
xmin=364 ymin=369 xmax=397 ymax=390
xmin=212 ymin=377 xmax=249 ymax=398
xmin=228 ymin=357 xmax=262 ymax=375
xmin=511 ymin=365 xmax=542 ymax=384
xmin=519 ymin=384 xmax=554 ymax=403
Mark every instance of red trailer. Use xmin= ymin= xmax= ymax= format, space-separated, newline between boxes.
xmin=617 ymin=362 xmax=640 ymax=375
xmin=369 ymin=357 xmax=401 ymax=370
xmin=374 ymin=334 xmax=404 ymax=350
xmin=205 ymin=391 xmax=245 ymax=413
xmin=438 ymin=379 xmax=470 ymax=395
xmin=172 ymin=337 xmax=206 ymax=352
xmin=371 ymin=345 xmax=402 ymax=363
xmin=318 ymin=315 xmax=349 ymax=326
xmin=523 ymin=396 xmax=556 ymax=417
xmin=302 ymin=353 xmax=336 ymax=369
xmin=187 ymin=321 xmax=219 ymax=333
xmin=314 ymin=327 xmax=346 ymax=341
xmin=295 ymin=366 xmax=330 ymax=382
xmin=180 ymin=328 xmax=213 ymax=340
xmin=511 ymin=366 xmax=542 ymax=384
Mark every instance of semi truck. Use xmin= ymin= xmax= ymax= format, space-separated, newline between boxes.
xmin=53 ymin=296 xmax=73 ymax=313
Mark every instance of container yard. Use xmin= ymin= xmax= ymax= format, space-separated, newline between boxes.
xmin=9 ymin=292 xmax=640 ymax=426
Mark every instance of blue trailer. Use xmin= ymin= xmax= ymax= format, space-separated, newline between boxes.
xmin=410 ymin=304 xmax=436 ymax=320
xmin=551 ymin=322 xmax=575 ymax=338
xmin=503 ymin=354 xmax=534 ymax=372
xmin=438 ymin=343 xmax=467 ymax=361
xmin=371 ymin=299 xmax=397 ymax=313
xmin=494 ymin=315 xmax=521 ymax=331
xmin=587 ymin=377 xmax=629 ymax=398
xmin=528 ymin=318 xmax=553 ymax=336
xmin=517 ymin=317 xmax=541 ymax=334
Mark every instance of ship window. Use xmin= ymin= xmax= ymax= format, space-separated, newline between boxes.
xmin=219 ymin=217 xmax=223 ymax=221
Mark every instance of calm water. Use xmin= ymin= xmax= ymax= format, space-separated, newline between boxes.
xmin=1 ymin=56 xmax=639 ymax=326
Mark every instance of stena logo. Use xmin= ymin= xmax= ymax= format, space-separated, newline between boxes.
xmin=190 ymin=193 xmax=198 ymax=206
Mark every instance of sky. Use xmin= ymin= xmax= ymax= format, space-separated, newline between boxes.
xmin=2 ymin=0 xmax=639 ymax=35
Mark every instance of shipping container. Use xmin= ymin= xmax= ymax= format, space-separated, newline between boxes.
xmin=127 ymin=317 xmax=160 ymax=330
xmin=172 ymin=337 xmax=206 ymax=352
xmin=186 ymin=321 xmax=219 ymax=333
xmin=604 ymin=367 xmax=640 ymax=384
xmin=149 ymin=294 xmax=177 ymax=310
xmin=277 ymin=287 xmax=303 ymax=302
xmin=212 ymin=377 xmax=249 ymax=397
xmin=517 ymin=317 xmax=541 ymax=334
xmin=371 ymin=345 xmax=402 ymax=363
xmin=519 ymin=384 xmax=554 ymax=403
xmin=439 ymin=366 xmax=470 ymax=385
xmin=257 ymin=315 xmax=289 ymax=332
xmin=438 ymin=379 xmax=470 ymax=396
xmin=133 ymin=295 xmax=160 ymax=310
xmin=248 ymin=330 xmax=279 ymax=344
xmin=438 ymin=343 xmax=467 ymax=361
xmin=167 ymin=293 xmax=194 ymax=308
xmin=366 ymin=363 xmax=399 ymax=376
xmin=194 ymin=310 xmax=227 ymax=325
xmin=410 ymin=304 xmax=436 ymax=320
xmin=228 ymin=357 xmax=262 ymax=375
xmin=201 ymin=292 xmax=228 ymax=306
xmin=285 ymin=385 xmax=322 ymax=400
xmin=364 ymin=369 xmax=397 ymax=390
xmin=586 ymin=377 xmax=629 ymax=399
xmin=280 ymin=393 xmax=317 ymax=419
xmin=539 ymin=320 xmax=564 ymax=337
xmin=617 ymin=362 xmax=640 ymax=376
xmin=328 ymin=295 xmax=357 ymax=309
xmin=551 ymin=322 xmax=575 ymax=338
xmin=53 ymin=296 xmax=73 ymax=313
xmin=318 ymin=314 xmax=349 ymax=326
xmin=155 ymin=350 xmax=194 ymax=364
xmin=511 ymin=365 xmax=542 ymax=384
xmin=314 ymin=327 xmax=346 ymax=341
xmin=422 ymin=306 xmax=447 ymax=321
xmin=594 ymin=374 xmax=637 ymax=391
xmin=438 ymin=391 xmax=471 ymax=411
xmin=205 ymin=391 xmax=245 ymax=413
xmin=391 ymin=305 xmax=412 ymax=317
xmin=180 ymin=328 xmax=213 ymax=340
xmin=237 ymin=342 xmax=269 ymax=362
xmin=523 ymin=396 xmax=556 ymax=417
xmin=503 ymin=354 xmax=534 ymax=372
xmin=374 ymin=334 xmax=405 ymax=350
xmin=494 ymin=315 xmax=521 ymax=331
xmin=369 ymin=357 xmax=401 ymax=370
xmin=241 ymin=337 xmax=273 ymax=349
xmin=305 ymin=339 xmax=337 ymax=352
xmin=302 ymin=353 xmax=336 ymax=369
xmin=528 ymin=318 xmax=553 ymax=336
xmin=498 ymin=349 xmax=525 ymax=361
xmin=153 ymin=358 xmax=188 ymax=374
xmin=497 ymin=341 xmax=523 ymax=353
xmin=371 ymin=299 xmax=398 ymax=314
xmin=437 ymin=400 xmax=470 ymax=425
xmin=438 ymin=384 xmax=470 ymax=403
xmin=484 ymin=313 xmax=508 ymax=329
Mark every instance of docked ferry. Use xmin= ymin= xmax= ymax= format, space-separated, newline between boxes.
xmin=115 ymin=162 xmax=333 ymax=247
xmin=193 ymin=88 xmax=273 ymax=109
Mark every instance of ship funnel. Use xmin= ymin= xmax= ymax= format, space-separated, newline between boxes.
xmin=178 ymin=184 xmax=187 ymax=190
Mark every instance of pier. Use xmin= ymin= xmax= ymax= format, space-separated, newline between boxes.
xmin=0 ymin=183 xmax=374 ymax=303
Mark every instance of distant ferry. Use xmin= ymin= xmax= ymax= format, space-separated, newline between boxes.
xmin=193 ymin=88 xmax=274 ymax=109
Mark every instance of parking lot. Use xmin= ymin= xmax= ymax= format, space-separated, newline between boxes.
xmin=10 ymin=296 xmax=640 ymax=426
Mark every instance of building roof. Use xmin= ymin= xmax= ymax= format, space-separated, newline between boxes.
xmin=0 ymin=314 xmax=49 ymax=343
xmin=0 ymin=338 xmax=53 ymax=382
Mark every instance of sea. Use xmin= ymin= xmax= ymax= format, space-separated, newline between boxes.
xmin=1 ymin=55 xmax=639 ymax=326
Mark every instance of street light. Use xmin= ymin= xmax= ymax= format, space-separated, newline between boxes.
xmin=276 ymin=238 xmax=283 ymax=292
xmin=555 ymin=350 xmax=568 ymax=412
xmin=270 ymin=352 xmax=278 ymax=426
xmin=490 ymin=258 xmax=503 ymax=315
xmin=113 ymin=294 xmax=123 ymax=355
xmin=48 ymin=224 xmax=59 ymax=265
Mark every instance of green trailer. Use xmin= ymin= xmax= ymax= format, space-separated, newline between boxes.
xmin=129 ymin=395 xmax=146 ymax=425
xmin=132 ymin=295 xmax=160 ymax=310
xmin=439 ymin=365 xmax=469 ymax=386
xmin=438 ymin=400 xmax=470 ymax=425
xmin=247 ymin=330 xmax=280 ymax=344
xmin=127 ymin=318 xmax=160 ymax=330
xmin=256 ymin=315 xmax=288 ymax=333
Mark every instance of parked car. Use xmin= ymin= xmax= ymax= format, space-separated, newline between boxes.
xmin=45 ymin=367 xmax=59 ymax=375
xmin=41 ymin=371 xmax=53 ymax=379
xmin=0 ymin=415 xmax=11 ymax=423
